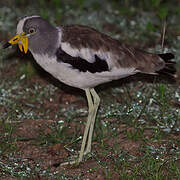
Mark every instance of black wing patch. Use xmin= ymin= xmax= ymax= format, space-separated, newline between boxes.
xmin=56 ymin=47 xmax=109 ymax=73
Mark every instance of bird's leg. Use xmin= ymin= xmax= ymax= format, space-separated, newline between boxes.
xmin=61 ymin=88 xmax=97 ymax=165
xmin=61 ymin=88 xmax=94 ymax=166
xmin=84 ymin=88 xmax=100 ymax=154
xmin=77 ymin=88 xmax=94 ymax=163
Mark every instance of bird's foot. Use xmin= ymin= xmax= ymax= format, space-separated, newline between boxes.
xmin=60 ymin=155 xmax=80 ymax=166
xmin=83 ymin=147 xmax=91 ymax=155
xmin=60 ymin=150 xmax=92 ymax=166
xmin=60 ymin=160 xmax=78 ymax=166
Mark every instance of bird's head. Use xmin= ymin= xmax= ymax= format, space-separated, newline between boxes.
xmin=3 ymin=16 xmax=58 ymax=55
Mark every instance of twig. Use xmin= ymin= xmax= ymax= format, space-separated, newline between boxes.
xmin=161 ymin=18 xmax=167 ymax=52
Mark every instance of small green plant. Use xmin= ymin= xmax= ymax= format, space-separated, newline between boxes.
xmin=177 ymin=7 xmax=180 ymax=17
xmin=17 ymin=61 xmax=37 ymax=79
xmin=126 ymin=127 xmax=144 ymax=140
xmin=146 ymin=22 xmax=157 ymax=32
xmin=152 ymin=0 xmax=162 ymax=8
xmin=157 ymin=6 xmax=168 ymax=20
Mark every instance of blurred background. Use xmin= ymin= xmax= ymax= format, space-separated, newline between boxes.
xmin=0 ymin=0 xmax=180 ymax=53
xmin=0 ymin=0 xmax=180 ymax=179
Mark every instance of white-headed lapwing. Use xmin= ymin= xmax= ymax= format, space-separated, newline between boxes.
xmin=3 ymin=16 xmax=176 ymax=165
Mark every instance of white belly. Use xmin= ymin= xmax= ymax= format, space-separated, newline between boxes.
xmin=31 ymin=53 xmax=137 ymax=89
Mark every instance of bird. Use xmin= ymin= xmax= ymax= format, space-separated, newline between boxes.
xmin=3 ymin=15 xmax=176 ymax=165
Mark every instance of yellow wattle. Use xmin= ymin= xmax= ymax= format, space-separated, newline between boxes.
xmin=20 ymin=35 xmax=28 ymax=54
xmin=8 ymin=33 xmax=28 ymax=54
xmin=18 ymin=44 xmax=23 ymax=52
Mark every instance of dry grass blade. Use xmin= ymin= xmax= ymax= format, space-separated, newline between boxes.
xmin=161 ymin=19 xmax=167 ymax=52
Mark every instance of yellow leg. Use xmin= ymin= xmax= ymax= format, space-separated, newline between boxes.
xmin=78 ymin=88 xmax=94 ymax=163
xmin=85 ymin=88 xmax=100 ymax=154
xmin=61 ymin=88 xmax=100 ymax=165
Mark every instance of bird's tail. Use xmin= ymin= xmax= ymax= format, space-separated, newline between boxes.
xmin=157 ymin=53 xmax=176 ymax=77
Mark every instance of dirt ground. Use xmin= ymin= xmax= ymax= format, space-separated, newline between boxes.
xmin=0 ymin=59 xmax=179 ymax=179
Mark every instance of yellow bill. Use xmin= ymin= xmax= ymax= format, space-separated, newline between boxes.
xmin=8 ymin=33 xmax=28 ymax=54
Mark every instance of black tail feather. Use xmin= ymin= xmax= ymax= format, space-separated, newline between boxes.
xmin=158 ymin=53 xmax=175 ymax=61
xmin=158 ymin=53 xmax=176 ymax=76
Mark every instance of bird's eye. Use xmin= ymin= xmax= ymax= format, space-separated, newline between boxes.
xmin=29 ymin=27 xmax=36 ymax=34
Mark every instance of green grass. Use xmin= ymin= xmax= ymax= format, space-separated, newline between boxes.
xmin=0 ymin=66 xmax=179 ymax=179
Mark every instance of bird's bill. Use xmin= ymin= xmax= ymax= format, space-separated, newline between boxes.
xmin=3 ymin=33 xmax=28 ymax=54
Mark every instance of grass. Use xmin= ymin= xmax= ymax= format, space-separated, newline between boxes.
xmin=0 ymin=0 xmax=180 ymax=179
xmin=1 ymin=71 xmax=179 ymax=179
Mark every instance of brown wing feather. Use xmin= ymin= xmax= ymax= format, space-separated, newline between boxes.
xmin=61 ymin=25 xmax=120 ymax=51
xmin=61 ymin=25 xmax=174 ymax=74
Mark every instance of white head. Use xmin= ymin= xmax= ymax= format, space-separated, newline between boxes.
xmin=16 ymin=15 xmax=40 ymax=35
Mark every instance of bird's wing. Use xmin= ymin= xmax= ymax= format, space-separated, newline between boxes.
xmin=57 ymin=25 xmax=165 ymax=74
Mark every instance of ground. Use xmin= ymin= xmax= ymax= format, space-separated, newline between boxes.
xmin=0 ymin=1 xmax=180 ymax=179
